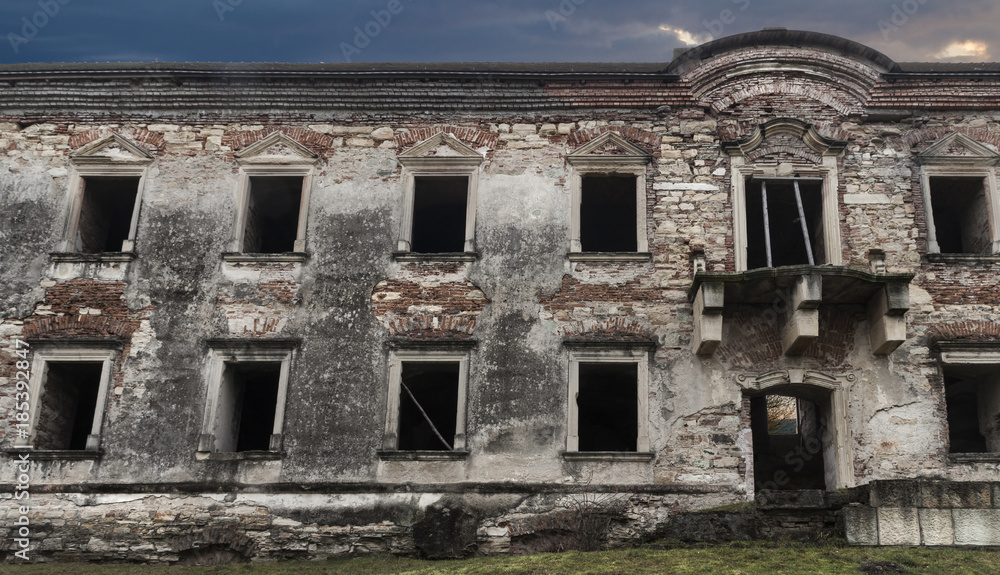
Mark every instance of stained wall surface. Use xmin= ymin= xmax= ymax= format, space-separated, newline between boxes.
xmin=1 ymin=30 xmax=1000 ymax=560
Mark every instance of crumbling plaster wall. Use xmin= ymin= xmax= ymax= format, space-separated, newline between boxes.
xmin=2 ymin=109 xmax=998 ymax=487
xmin=1 ymin=56 xmax=1000 ymax=558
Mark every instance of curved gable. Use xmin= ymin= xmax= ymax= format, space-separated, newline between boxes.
xmin=671 ymin=30 xmax=894 ymax=116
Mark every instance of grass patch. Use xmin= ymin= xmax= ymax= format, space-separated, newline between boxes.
xmin=1 ymin=543 xmax=998 ymax=574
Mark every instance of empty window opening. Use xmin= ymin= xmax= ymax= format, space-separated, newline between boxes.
xmin=767 ymin=395 xmax=799 ymax=435
xmin=750 ymin=394 xmax=827 ymax=491
xmin=217 ymin=362 xmax=280 ymax=452
xmin=580 ymin=175 xmax=638 ymax=252
xmin=411 ymin=176 xmax=468 ymax=253
xmin=577 ymin=363 xmax=638 ymax=451
xmin=943 ymin=366 xmax=1000 ymax=454
xmin=243 ymin=176 xmax=303 ymax=253
xmin=34 ymin=362 xmax=102 ymax=450
xmin=929 ymin=177 xmax=990 ymax=254
xmin=397 ymin=362 xmax=459 ymax=450
xmin=746 ymin=179 xmax=824 ymax=269
xmin=76 ymin=177 xmax=140 ymax=253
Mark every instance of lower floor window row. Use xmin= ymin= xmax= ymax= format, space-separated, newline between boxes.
xmin=17 ymin=344 xmax=1000 ymax=463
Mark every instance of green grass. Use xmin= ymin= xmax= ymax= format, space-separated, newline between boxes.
xmin=1 ymin=542 xmax=998 ymax=575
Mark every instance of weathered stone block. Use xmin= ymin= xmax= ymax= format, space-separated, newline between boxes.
xmin=877 ymin=508 xmax=920 ymax=546
xmin=412 ymin=503 xmax=478 ymax=559
xmin=870 ymin=480 xmax=919 ymax=508
xmin=756 ymin=489 xmax=825 ymax=509
xmin=918 ymin=508 xmax=954 ymax=545
xmin=953 ymin=509 xmax=1000 ymax=546
xmin=919 ymin=482 xmax=991 ymax=509
xmin=842 ymin=506 xmax=878 ymax=546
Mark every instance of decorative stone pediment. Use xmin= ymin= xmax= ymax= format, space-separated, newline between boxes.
xmin=69 ymin=133 xmax=154 ymax=165
xmin=916 ymin=132 xmax=1000 ymax=167
xmin=567 ymin=132 xmax=651 ymax=168
xmin=398 ymin=132 xmax=484 ymax=169
xmin=722 ymin=118 xmax=847 ymax=160
xmin=737 ymin=369 xmax=853 ymax=392
xmin=234 ymin=132 xmax=319 ymax=165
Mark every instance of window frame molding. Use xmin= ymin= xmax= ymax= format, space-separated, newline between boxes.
xmin=381 ymin=347 xmax=472 ymax=457
xmin=937 ymin=341 xmax=1000 ymax=461
xmin=737 ymin=369 xmax=856 ymax=489
xmin=565 ymin=344 xmax=652 ymax=455
xmin=228 ymin=164 xmax=315 ymax=255
xmin=919 ymin=166 xmax=1000 ymax=255
xmin=197 ymin=340 xmax=297 ymax=456
xmin=395 ymin=160 xmax=483 ymax=256
xmin=58 ymin=165 xmax=150 ymax=255
xmin=395 ymin=133 xmax=484 ymax=256
xmin=730 ymin=161 xmax=843 ymax=272
xmin=566 ymin=133 xmax=652 ymax=257
xmin=18 ymin=343 xmax=117 ymax=454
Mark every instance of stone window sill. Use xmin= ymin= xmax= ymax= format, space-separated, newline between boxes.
xmin=925 ymin=253 xmax=1000 ymax=264
xmin=222 ymin=252 xmax=309 ymax=263
xmin=377 ymin=450 xmax=470 ymax=461
xmin=561 ymin=451 xmax=655 ymax=462
xmin=392 ymin=252 xmax=480 ymax=262
xmin=196 ymin=450 xmax=283 ymax=461
xmin=568 ymin=252 xmax=652 ymax=263
xmin=7 ymin=449 xmax=102 ymax=461
xmin=949 ymin=452 xmax=1000 ymax=463
xmin=50 ymin=252 xmax=136 ymax=263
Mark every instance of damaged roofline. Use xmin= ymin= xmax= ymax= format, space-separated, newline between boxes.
xmin=0 ymin=63 xmax=681 ymax=82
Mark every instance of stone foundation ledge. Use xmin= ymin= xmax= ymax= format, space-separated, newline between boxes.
xmin=0 ymin=488 xmax=743 ymax=563
xmin=842 ymin=480 xmax=1000 ymax=546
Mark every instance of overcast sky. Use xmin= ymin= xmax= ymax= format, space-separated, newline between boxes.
xmin=0 ymin=0 xmax=994 ymax=65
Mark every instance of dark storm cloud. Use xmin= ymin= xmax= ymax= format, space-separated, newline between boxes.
xmin=0 ymin=0 xmax=993 ymax=64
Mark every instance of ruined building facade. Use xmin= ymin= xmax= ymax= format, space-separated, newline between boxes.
xmin=2 ymin=30 xmax=1000 ymax=561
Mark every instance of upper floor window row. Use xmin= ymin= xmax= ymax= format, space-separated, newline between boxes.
xmin=55 ymin=129 xmax=1000 ymax=266
xmin=55 ymin=131 xmax=656 ymax=262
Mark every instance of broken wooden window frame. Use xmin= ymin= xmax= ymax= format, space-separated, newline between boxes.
xmin=17 ymin=343 xmax=117 ymax=456
xmin=564 ymin=345 xmax=652 ymax=458
xmin=381 ymin=349 xmax=470 ymax=457
xmin=730 ymin=163 xmax=842 ymax=272
xmin=750 ymin=177 xmax=823 ymax=268
xmin=197 ymin=340 xmax=296 ymax=458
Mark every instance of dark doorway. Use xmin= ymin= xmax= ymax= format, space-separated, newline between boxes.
xmin=750 ymin=394 xmax=827 ymax=491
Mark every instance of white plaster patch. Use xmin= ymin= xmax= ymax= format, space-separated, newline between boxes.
xmin=654 ymin=182 xmax=720 ymax=192
xmin=844 ymin=193 xmax=891 ymax=204
xmin=128 ymin=319 xmax=156 ymax=357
